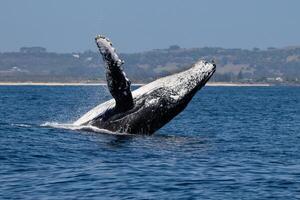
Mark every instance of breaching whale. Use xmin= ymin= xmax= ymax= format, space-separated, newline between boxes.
xmin=74 ymin=35 xmax=216 ymax=134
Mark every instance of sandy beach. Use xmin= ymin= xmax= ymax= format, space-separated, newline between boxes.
xmin=0 ymin=82 xmax=271 ymax=86
xmin=206 ymin=82 xmax=271 ymax=87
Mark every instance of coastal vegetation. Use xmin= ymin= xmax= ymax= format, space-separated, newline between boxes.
xmin=0 ymin=46 xmax=299 ymax=84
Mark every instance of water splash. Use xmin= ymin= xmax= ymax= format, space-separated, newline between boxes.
xmin=11 ymin=123 xmax=32 ymax=127
xmin=41 ymin=122 xmax=130 ymax=136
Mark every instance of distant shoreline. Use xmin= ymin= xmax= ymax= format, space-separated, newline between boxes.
xmin=207 ymin=82 xmax=271 ymax=87
xmin=0 ymin=82 xmax=273 ymax=87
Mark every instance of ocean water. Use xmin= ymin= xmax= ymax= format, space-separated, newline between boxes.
xmin=0 ymin=85 xmax=299 ymax=199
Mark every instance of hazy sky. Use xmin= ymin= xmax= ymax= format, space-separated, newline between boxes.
xmin=0 ymin=0 xmax=299 ymax=53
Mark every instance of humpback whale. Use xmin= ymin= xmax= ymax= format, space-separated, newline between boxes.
xmin=74 ymin=35 xmax=216 ymax=134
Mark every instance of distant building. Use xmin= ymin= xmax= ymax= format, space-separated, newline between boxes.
xmin=267 ymin=77 xmax=284 ymax=82
xmin=20 ymin=47 xmax=47 ymax=54
xmin=72 ymin=54 xmax=80 ymax=58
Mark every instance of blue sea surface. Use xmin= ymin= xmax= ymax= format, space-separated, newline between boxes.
xmin=0 ymin=85 xmax=300 ymax=199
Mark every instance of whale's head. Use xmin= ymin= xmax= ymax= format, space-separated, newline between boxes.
xmin=163 ymin=60 xmax=216 ymax=104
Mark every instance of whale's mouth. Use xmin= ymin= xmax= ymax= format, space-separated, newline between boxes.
xmin=175 ymin=60 xmax=216 ymax=97
xmin=192 ymin=61 xmax=216 ymax=90
xmin=203 ymin=63 xmax=216 ymax=83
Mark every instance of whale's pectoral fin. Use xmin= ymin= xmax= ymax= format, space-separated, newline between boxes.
xmin=95 ymin=35 xmax=134 ymax=112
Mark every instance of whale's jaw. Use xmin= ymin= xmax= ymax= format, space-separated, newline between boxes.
xmin=159 ymin=60 xmax=216 ymax=104
xmin=83 ymin=60 xmax=216 ymax=135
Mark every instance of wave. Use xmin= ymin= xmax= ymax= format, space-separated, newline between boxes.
xmin=11 ymin=123 xmax=32 ymax=127
xmin=41 ymin=122 xmax=130 ymax=136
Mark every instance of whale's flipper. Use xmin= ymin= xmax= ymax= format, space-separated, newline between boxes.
xmin=95 ymin=35 xmax=134 ymax=112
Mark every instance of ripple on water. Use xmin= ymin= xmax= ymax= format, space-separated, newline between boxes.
xmin=0 ymin=86 xmax=300 ymax=199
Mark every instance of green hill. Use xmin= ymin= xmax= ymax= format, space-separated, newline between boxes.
xmin=0 ymin=46 xmax=299 ymax=84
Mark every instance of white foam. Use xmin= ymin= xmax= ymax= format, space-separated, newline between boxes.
xmin=41 ymin=122 xmax=129 ymax=135
xmin=11 ymin=123 xmax=31 ymax=127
